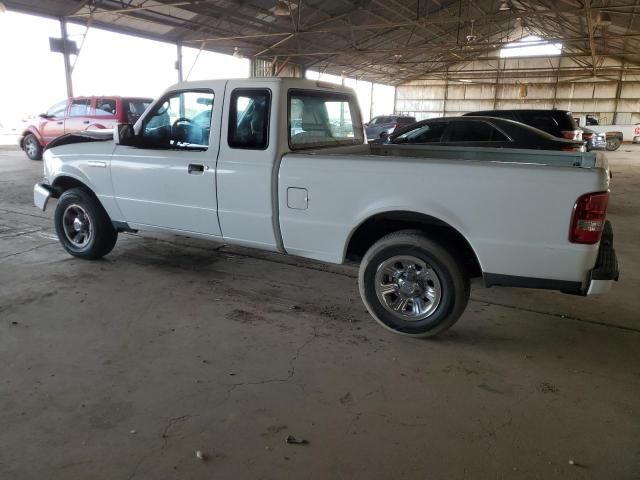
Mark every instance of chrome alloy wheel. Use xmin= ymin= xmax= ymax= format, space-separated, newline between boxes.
xmin=24 ymin=136 xmax=38 ymax=157
xmin=374 ymin=255 xmax=442 ymax=321
xmin=62 ymin=204 xmax=93 ymax=248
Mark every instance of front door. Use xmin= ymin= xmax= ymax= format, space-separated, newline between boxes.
xmin=110 ymin=88 xmax=222 ymax=236
xmin=40 ymin=100 xmax=68 ymax=144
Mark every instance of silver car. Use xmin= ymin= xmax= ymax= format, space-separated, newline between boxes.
xmin=365 ymin=115 xmax=416 ymax=141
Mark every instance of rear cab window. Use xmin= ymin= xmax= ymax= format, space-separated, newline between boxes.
xmin=288 ymin=89 xmax=364 ymax=150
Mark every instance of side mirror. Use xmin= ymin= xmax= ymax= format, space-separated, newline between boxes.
xmin=38 ymin=113 xmax=52 ymax=119
xmin=364 ymin=123 xmax=369 ymax=127
xmin=114 ymin=123 xmax=135 ymax=146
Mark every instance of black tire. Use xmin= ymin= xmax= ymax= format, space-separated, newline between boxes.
xmin=358 ymin=230 xmax=470 ymax=338
xmin=606 ymin=137 xmax=621 ymax=151
xmin=23 ymin=134 xmax=43 ymax=160
xmin=54 ymin=188 xmax=118 ymax=259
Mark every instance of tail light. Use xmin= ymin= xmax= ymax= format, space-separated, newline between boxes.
xmin=390 ymin=123 xmax=398 ymax=130
xmin=562 ymin=130 xmax=582 ymax=141
xmin=582 ymin=133 xmax=593 ymax=140
xmin=569 ymin=192 xmax=609 ymax=244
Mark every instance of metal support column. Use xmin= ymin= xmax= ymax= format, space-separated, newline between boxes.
xmin=613 ymin=64 xmax=624 ymax=124
xmin=393 ymin=85 xmax=398 ymax=115
xmin=369 ymin=81 xmax=374 ymax=121
xmin=493 ymin=59 xmax=502 ymax=110
xmin=176 ymin=41 xmax=183 ymax=82
xmin=443 ymin=69 xmax=449 ymax=116
xmin=59 ymin=18 xmax=74 ymax=98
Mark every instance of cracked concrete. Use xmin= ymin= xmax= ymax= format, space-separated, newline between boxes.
xmin=0 ymin=146 xmax=639 ymax=479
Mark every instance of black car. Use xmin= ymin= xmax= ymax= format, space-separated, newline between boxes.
xmin=379 ymin=116 xmax=585 ymax=151
xmin=463 ymin=108 xmax=582 ymax=141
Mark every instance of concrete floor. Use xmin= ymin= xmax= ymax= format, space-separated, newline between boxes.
xmin=0 ymin=146 xmax=638 ymax=480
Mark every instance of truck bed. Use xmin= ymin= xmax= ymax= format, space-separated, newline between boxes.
xmin=301 ymin=144 xmax=606 ymax=169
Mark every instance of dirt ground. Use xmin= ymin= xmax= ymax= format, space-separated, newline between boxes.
xmin=0 ymin=145 xmax=638 ymax=479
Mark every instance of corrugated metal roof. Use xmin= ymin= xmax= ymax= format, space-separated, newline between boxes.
xmin=5 ymin=0 xmax=640 ymax=85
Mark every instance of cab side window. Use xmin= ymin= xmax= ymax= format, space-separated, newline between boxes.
xmin=140 ymin=90 xmax=214 ymax=149
xmin=69 ymin=99 xmax=90 ymax=117
xmin=228 ymin=89 xmax=270 ymax=150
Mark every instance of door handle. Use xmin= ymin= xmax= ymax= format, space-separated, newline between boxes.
xmin=188 ymin=164 xmax=205 ymax=174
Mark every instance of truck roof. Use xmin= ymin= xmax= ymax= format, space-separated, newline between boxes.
xmin=164 ymin=77 xmax=355 ymax=96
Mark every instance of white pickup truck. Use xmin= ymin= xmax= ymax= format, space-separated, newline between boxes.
xmin=33 ymin=78 xmax=619 ymax=337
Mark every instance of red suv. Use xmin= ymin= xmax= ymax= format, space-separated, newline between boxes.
xmin=20 ymin=96 xmax=152 ymax=160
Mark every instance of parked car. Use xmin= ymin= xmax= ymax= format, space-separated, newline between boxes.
xmin=581 ymin=127 xmax=607 ymax=151
xmin=33 ymin=78 xmax=618 ymax=338
xmin=375 ymin=116 xmax=585 ymax=151
xmin=365 ymin=115 xmax=416 ymax=141
xmin=464 ymin=109 xmax=583 ymax=141
xmin=19 ymin=96 xmax=152 ymax=160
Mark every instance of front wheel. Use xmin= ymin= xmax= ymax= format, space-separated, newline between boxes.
xmin=358 ymin=230 xmax=470 ymax=338
xmin=23 ymin=134 xmax=43 ymax=160
xmin=54 ymin=188 xmax=118 ymax=259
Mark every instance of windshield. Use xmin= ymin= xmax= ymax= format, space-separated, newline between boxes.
xmin=288 ymin=90 xmax=364 ymax=150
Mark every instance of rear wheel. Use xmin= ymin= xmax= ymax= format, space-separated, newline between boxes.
xmin=358 ymin=230 xmax=470 ymax=338
xmin=54 ymin=188 xmax=118 ymax=259
xmin=23 ymin=134 xmax=43 ymax=160
xmin=606 ymin=137 xmax=621 ymax=151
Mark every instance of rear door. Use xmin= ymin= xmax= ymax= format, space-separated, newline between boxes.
xmin=64 ymin=98 xmax=92 ymax=134
xmin=216 ymin=86 xmax=277 ymax=249
xmin=92 ymin=97 xmax=118 ymax=129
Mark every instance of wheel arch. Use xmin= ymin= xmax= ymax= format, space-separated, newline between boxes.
xmin=20 ymin=127 xmax=45 ymax=149
xmin=51 ymin=175 xmax=98 ymax=200
xmin=344 ymin=210 xmax=483 ymax=277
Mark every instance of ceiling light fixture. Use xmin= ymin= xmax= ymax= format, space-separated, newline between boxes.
xmin=232 ymin=47 xmax=242 ymax=58
xmin=466 ymin=19 xmax=477 ymax=43
xmin=499 ymin=0 xmax=511 ymax=11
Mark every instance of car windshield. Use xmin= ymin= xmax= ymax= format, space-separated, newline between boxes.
xmin=289 ymin=90 xmax=364 ymax=150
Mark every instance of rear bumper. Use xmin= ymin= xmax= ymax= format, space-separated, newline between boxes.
xmin=584 ymin=221 xmax=619 ymax=295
